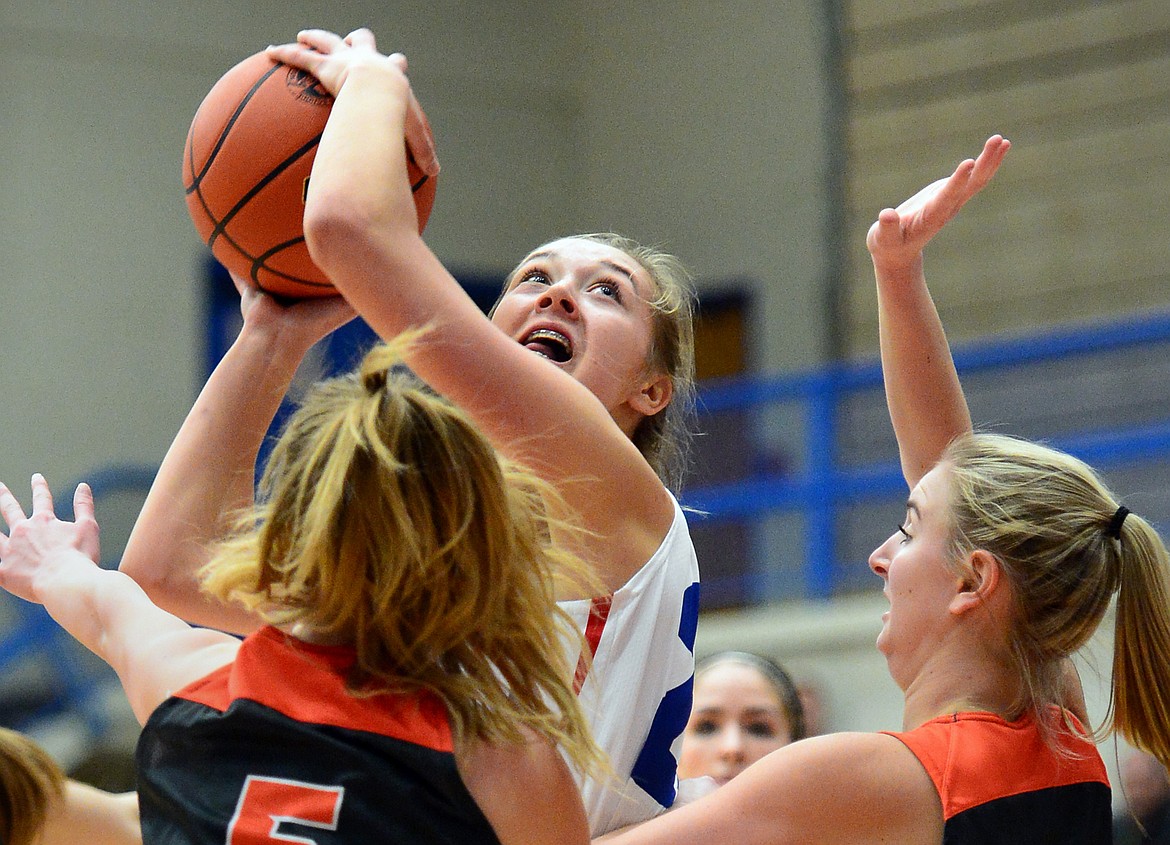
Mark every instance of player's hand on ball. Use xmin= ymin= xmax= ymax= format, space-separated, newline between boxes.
xmin=266 ymin=29 xmax=409 ymax=99
xmin=229 ymin=271 xmax=355 ymax=345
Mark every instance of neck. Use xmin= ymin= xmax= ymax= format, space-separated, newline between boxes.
xmin=899 ymin=644 xmax=1022 ymax=731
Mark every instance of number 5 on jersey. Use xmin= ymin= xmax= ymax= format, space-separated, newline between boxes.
xmin=227 ymin=775 xmax=345 ymax=844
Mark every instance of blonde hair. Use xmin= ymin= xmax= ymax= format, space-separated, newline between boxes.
xmin=942 ymin=432 xmax=1170 ymax=764
xmin=495 ymin=233 xmax=698 ymax=493
xmin=200 ymin=333 xmax=605 ymax=774
xmin=0 ymin=727 xmax=65 ymax=845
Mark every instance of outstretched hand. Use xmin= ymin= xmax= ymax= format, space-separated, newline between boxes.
xmin=0 ymin=474 xmax=100 ymax=604
xmin=866 ymin=134 xmax=1010 ymax=276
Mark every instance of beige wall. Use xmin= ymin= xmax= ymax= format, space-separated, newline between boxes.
xmin=842 ymin=0 xmax=1170 ymax=353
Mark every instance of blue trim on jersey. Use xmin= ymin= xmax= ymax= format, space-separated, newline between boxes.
xmin=677 ymin=581 xmax=699 ymax=654
xmin=629 ymin=581 xmax=700 ymax=807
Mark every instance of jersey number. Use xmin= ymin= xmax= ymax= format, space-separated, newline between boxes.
xmin=226 ymin=775 xmax=345 ymax=844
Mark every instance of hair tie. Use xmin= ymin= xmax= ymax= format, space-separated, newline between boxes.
xmin=363 ymin=366 xmax=389 ymax=395
xmin=1106 ymin=505 xmax=1130 ymax=540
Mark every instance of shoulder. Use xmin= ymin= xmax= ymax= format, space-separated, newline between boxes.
xmin=456 ymin=730 xmax=588 ymax=845
xmin=558 ymin=487 xmax=693 ymax=599
xmin=753 ymin=731 xmax=934 ymax=799
xmin=121 ymin=622 xmax=242 ymax=724
xmin=614 ymin=493 xmax=697 ymax=595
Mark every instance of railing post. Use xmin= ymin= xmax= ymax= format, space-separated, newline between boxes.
xmin=805 ymin=370 xmax=838 ymax=599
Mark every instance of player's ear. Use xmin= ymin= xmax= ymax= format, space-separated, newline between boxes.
xmin=629 ymin=372 xmax=672 ymax=418
xmin=950 ymin=549 xmax=1002 ymax=617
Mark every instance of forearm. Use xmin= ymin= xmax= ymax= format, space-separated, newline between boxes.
xmin=33 ymin=555 xmax=234 ymax=723
xmin=34 ymin=555 xmax=180 ymax=672
xmin=868 ymin=137 xmax=1010 ymax=487
xmin=119 ymin=322 xmax=302 ymax=631
xmin=304 ymin=62 xmax=418 ymax=291
xmin=875 ymin=256 xmax=971 ymax=487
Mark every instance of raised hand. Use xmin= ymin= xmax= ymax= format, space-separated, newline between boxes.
xmin=228 ymin=270 xmax=355 ymax=350
xmin=866 ymin=134 xmax=1010 ymax=277
xmin=265 ymin=28 xmax=408 ymax=99
xmin=0 ymin=474 xmax=100 ymax=603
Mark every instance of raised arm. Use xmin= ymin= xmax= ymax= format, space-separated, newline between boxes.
xmin=0 ymin=476 xmax=240 ymax=723
xmin=867 ymin=135 xmax=1009 ymax=487
xmin=118 ymin=282 xmax=352 ymax=632
xmin=267 ymin=31 xmax=675 ymax=591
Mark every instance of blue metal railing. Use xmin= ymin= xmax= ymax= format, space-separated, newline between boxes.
xmin=682 ymin=308 xmax=1170 ymax=600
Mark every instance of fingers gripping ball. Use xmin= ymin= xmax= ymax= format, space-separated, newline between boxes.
xmin=182 ymin=51 xmax=439 ymax=299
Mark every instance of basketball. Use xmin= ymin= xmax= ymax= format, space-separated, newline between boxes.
xmin=182 ymin=50 xmax=439 ymax=299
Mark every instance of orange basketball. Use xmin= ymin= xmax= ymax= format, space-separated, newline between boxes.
xmin=182 ymin=51 xmax=439 ymax=299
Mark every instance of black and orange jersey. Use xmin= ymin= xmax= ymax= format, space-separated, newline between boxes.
xmin=884 ymin=710 xmax=1111 ymax=844
xmin=136 ymin=626 xmax=501 ymax=845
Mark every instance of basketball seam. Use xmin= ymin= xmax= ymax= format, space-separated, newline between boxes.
xmin=185 ymin=62 xmax=282 ymax=193
xmin=183 ymin=56 xmax=435 ymax=297
xmin=184 ymin=62 xmax=327 ymax=292
xmin=205 ymin=133 xmax=323 ymax=249
xmin=252 ymin=236 xmax=334 ymax=290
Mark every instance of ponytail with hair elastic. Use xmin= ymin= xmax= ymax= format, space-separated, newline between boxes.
xmin=1105 ymin=505 xmax=1130 ymax=540
xmin=1108 ymin=506 xmax=1170 ymax=767
xmin=942 ymin=433 xmax=1170 ymax=768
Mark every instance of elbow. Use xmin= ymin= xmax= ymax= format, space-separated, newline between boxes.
xmin=304 ymin=188 xmax=416 ymax=283
xmin=118 ymin=551 xmax=188 ymax=616
xmin=303 ymin=189 xmax=372 ymax=272
xmin=117 ymin=548 xmax=153 ymax=588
